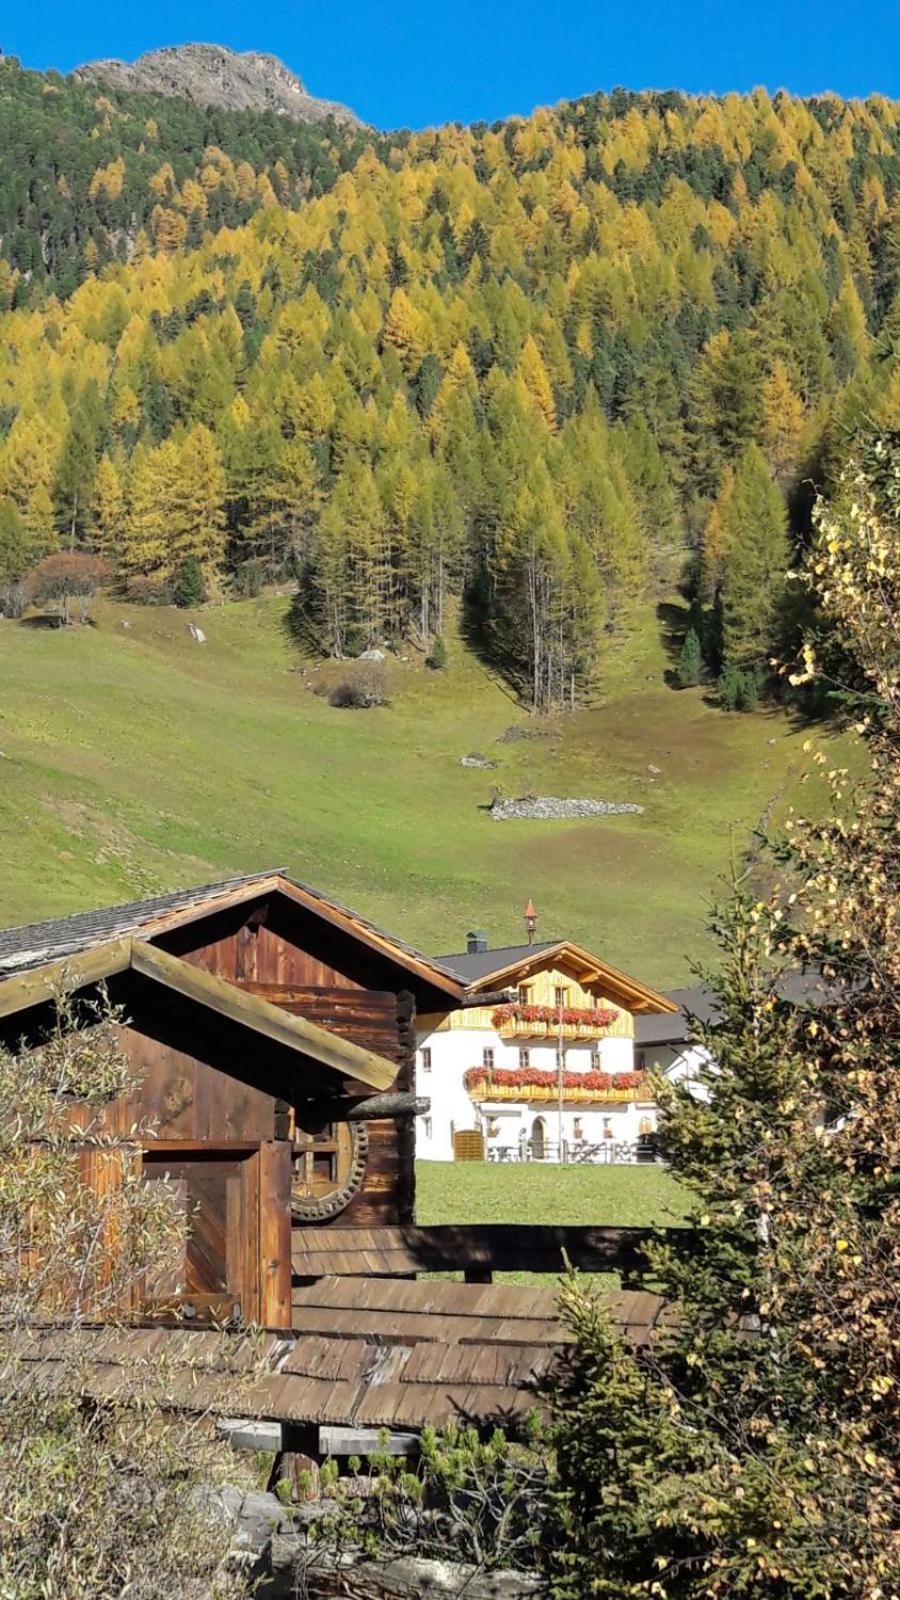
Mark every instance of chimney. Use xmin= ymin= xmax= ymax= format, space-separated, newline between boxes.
xmin=524 ymin=899 xmax=537 ymax=945
xmin=466 ymin=930 xmax=488 ymax=955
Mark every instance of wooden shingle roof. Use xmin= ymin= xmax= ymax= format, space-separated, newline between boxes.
xmin=10 ymin=1278 xmax=677 ymax=1434
xmin=0 ymin=870 xmax=464 ymax=997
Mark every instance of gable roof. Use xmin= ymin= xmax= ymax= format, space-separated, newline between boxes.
xmin=0 ymin=935 xmax=397 ymax=1090
xmin=0 ymin=871 xmax=464 ymax=998
xmin=635 ymin=971 xmax=833 ymax=1048
xmin=434 ymin=938 xmax=677 ymax=1015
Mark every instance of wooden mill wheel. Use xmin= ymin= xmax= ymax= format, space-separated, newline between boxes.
xmin=291 ymin=1120 xmax=368 ymax=1222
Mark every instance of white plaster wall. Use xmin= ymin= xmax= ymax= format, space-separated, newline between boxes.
xmin=414 ymin=1021 xmax=644 ymax=1160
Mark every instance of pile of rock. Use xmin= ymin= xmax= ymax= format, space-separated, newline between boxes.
xmin=489 ymin=796 xmax=644 ymax=821
xmin=215 ymin=1485 xmax=545 ymax=1597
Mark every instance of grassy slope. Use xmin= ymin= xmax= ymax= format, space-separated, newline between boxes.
xmin=0 ymin=594 xmax=840 ymax=986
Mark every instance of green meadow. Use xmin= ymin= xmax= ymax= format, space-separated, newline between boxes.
xmin=415 ymin=1160 xmax=689 ymax=1229
xmin=0 ymin=594 xmax=840 ymax=987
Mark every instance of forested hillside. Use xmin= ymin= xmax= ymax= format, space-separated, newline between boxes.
xmin=0 ymin=55 xmax=371 ymax=294
xmin=2 ymin=71 xmax=900 ymax=706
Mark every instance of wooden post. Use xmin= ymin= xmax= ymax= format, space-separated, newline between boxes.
xmin=464 ymin=1266 xmax=493 ymax=1285
xmin=270 ymin=1423 xmax=321 ymax=1501
xmin=396 ymin=991 xmax=417 ymax=1225
xmin=258 ymin=1139 xmax=292 ymax=1328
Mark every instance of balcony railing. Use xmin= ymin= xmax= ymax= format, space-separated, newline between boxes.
xmin=491 ymin=1002 xmax=621 ymax=1041
xmin=464 ymin=1068 xmax=648 ymax=1105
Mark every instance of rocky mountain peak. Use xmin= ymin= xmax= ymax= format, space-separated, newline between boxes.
xmin=72 ymin=43 xmax=362 ymax=127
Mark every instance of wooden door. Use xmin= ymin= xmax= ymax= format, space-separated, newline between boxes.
xmin=142 ymin=1153 xmax=243 ymax=1321
xmin=141 ymin=1143 xmax=291 ymax=1326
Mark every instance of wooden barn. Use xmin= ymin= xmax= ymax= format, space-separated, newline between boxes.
xmin=0 ymin=870 xmax=465 ymax=1329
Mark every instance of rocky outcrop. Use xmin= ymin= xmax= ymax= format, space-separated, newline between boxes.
xmin=73 ymin=44 xmax=362 ymax=127
xmin=489 ymin=796 xmax=644 ymax=820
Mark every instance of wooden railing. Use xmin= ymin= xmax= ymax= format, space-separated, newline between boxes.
xmin=291 ymin=1222 xmax=696 ymax=1284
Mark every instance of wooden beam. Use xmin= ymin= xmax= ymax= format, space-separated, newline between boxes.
xmin=129 ymin=941 xmax=398 ymax=1090
xmin=291 ymin=1222 xmax=696 ymax=1279
xmin=319 ymin=1426 xmax=419 ymax=1458
xmin=0 ymin=937 xmax=133 ymax=1018
xmin=345 ymin=1092 xmax=429 ymax=1122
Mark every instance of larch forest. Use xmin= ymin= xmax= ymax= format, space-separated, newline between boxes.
xmin=1 ymin=57 xmax=899 ymax=708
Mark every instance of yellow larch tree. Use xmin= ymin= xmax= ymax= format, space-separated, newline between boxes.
xmin=760 ymin=359 xmax=806 ymax=485
xmin=382 ymin=288 xmax=425 ymax=376
xmin=516 ymin=335 xmax=557 ymax=431
xmin=91 ymin=455 xmax=125 ymax=560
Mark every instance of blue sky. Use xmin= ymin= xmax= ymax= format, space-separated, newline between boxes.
xmin=8 ymin=0 xmax=900 ymax=130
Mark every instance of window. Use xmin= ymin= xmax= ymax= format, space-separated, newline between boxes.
xmin=518 ymin=1047 xmax=530 ymax=1070
xmin=483 ymin=1047 xmax=494 ymax=1070
xmin=603 ymin=1120 xmax=613 ymax=1140
xmin=517 ymin=984 xmax=531 ymax=1005
xmin=420 ymin=1047 xmax=432 ymax=1074
xmin=423 ymin=1117 xmax=433 ymax=1140
xmin=590 ymin=1047 xmax=601 ymax=1071
xmin=554 ymin=985 xmax=568 ymax=1008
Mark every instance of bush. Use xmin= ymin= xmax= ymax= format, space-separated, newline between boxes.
xmin=427 ymin=635 xmax=447 ymax=670
xmin=328 ymin=664 xmax=387 ymax=708
xmin=124 ymin=574 xmax=171 ymax=606
xmin=172 ymin=556 xmax=206 ymax=608
xmin=718 ymin=662 xmax=762 ymax=711
xmin=235 ymin=558 xmax=264 ymax=599
xmin=676 ymin=626 xmax=702 ymax=687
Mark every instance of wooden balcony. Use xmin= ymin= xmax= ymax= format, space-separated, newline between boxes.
xmin=495 ymin=1016 xmax=616 ymax=1041
xmin=465 ymin=1071 xmax=648 ymax=1105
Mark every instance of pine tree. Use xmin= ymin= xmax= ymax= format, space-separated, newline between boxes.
xmin=516 ymin=335 xmax=557 ymax=431
xmin=171 ymin=426 xmax=226 ymax=577
xmin=760 ymin=359 xmax=805 ymax=485
xmin=54 ymin=396 xmax=101 ymax=548
xmin=0 ymin=497 xmax=28 ymax=591
xmin=676 ymin=625 xmax=702 ymax=687
xmin=121 ymin=443 xmax=178 ymax=581
xmin=382 ymin=288 xmax=425 ymax=376
xmin=718 ymin=443 xmax=791 ymax=671
xmin=172 ymin=555 xmax=206 ymax=607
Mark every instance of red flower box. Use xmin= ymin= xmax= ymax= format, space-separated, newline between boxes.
xmin=464 ymin=1066 xmax=645 ymax=1095
xmin=492 ymin=1002 xmax=619 ymax=1029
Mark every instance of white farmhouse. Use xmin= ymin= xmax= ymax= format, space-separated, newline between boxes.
xmin=415 ymin=922 xmax=677 ymax=1162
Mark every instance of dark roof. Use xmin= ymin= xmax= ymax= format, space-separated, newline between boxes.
xmin=0 ymin=871 xmax=276 ymax=975
xmin=0 ymin=870 xmax=463 ymax=990
xmin=432 ymin=941 xmax=557 ymax=983
xmin=635 ymin=972 xmax=833 ymax=1048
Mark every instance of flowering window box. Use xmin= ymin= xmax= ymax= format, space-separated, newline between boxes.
xmin=492 ymin=1002 xmax=620 ymax=1040
xmin=464 ymin=1066 xmax=647 ymax=1105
